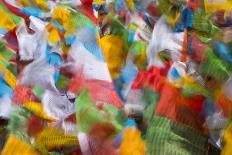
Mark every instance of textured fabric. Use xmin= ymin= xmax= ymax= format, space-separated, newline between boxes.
xmin=142 ymin=89 xmax=160 ymax=125
xmin=132 ymin=66 xmax=169 ymax=92
xmin=69 ymin=73 xmax=123 ymax=108
xmin=146 ymin=116 xmax=208 ymax=155
xmin=0 ymin=65 xmax=16 ymax=89
xmin=158 ymin=0 xmax=183 ymax=27
xmin=222 ymin=124 xmax=232 ymax=155
xmin=67 ymin=37 xmax=112 ymax=82
xmin=155 ymin=82 xmax=205 ymax=131
xmin=24 ymin=101 xmax=55 ymax=121
xmin=35 ymin=126 xmax=79 ymax=153
xmin=76 ymin=91 xmax=123 ymax=133
xmin=216 ymin=90 xmax=232 ymax=117
xmin=119 ymin=127 xmax=146 ymax=155
xmin=0 ymin=4 xmax=20 ymax=31
xmin=2 ymin=135 xmax=41 ymax=155
xmin=99 ymin=35 xmax=127 ymax=80
xmin=78 ymin=132 xmax=118 ymax=155
xmin=147 ymin=16 xmax=184 ymax=68
xmin=204 ymin=0 xmax=232 ymax=13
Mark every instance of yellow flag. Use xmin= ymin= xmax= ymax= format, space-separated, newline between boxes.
xmin=1 ymin=135 xmax=41 ymax=155
xmin=204 ymin=0 xmax=232 ymax=13
xmin=35 ymin=126 xmax=79 ymax=150
xmin=24 ymin=102 xmax=56 ymax=121
xmin=47 ymin=26 xmax=61 ymax=45
xmin=119 ymin=127 xmax=146 ymax=155
xmin=99 ymin=35 xmax=127 ymax=79
xmin=222 ymin=124 xmax=232 ymax=155
xmin=0 ymin=9 xmax=17 ymax=30
xmin=0 ymin=65 xmax=16 ymax=88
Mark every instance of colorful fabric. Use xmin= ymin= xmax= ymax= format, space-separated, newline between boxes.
xmin=146 ymin=116 xmax=208 ymax=155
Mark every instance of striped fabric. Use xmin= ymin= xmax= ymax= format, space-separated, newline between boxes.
xmin=2 ymin=135 xmax=41 ymax=155
xmin=146 ymin=116 xmax=208 ymax=155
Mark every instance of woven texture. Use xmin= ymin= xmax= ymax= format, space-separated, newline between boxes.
xmin=146 ymin=115 xmax=208 ymax=155
xmin=2 ymin=135 xmax=41 ymax=155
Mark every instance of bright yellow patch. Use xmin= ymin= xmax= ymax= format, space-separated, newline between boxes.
xmin=35 ymin=126 xmax=79 ymax=150
xmin=47 ymin=26 xmax=61 ymax=45
xmin=0 ymin=65 xmax=16 ymax=88
xmin=1 ymin=135 xmax=41 ymax=155
xmin=52 ymin=7 xmax=74 ymax=37
xmin=129 ymin=23 xmax=138 ymax=30
xmin=93 ymin=0 xmax=105 ymax=4
xmin=222 ymin=124 xmax=232 ymax=155
xmin=24 ymin=102 xmax=56 ymax=121
xmin=99 ymin=35 xmax=127 ymax=79
xmin=119 ymin=128 xmax=146 ymax=155
xmin=0 ymin=9 xmax=17 ymax=30
xmin=52 ymin=7 xmax=71 ymax=25
xmin=204 ymin=0 xmax=232 ymax=13
xmin=35 ymin=0 xmax=49 ymax=11
xmin=126 ymin=0 xmax=135 ymax=10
